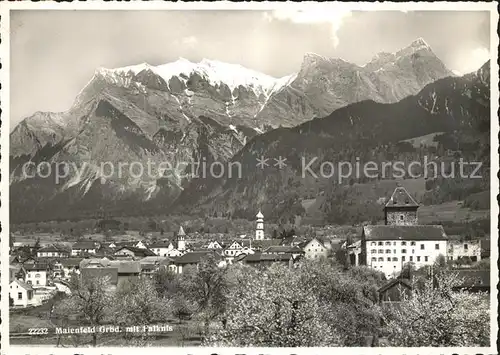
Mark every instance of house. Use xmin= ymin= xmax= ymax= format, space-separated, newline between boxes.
xmin=238 ymin=252 xmax=297 ymax=268
xmin=447 ymin=239 xmax=482 ymax=263
xmin=60 ymin=258 xmax=83 ymax=279
xmin=206 ymin=240 xmax=223 ymax=250
xmin=80 ymin=267 xmax=119 ymax=291
xmin=139 ymin=256 xmax=171 ymax=277
xmin=37 ymin=245 xmax=69 ymax=258
xmin=480 ymin=239 xmax=490 ymax=259
xmin=264 ymin=245 xmax=304 ymax=258
xmin=9 ymin=265 xmax=22 ymax=283
xmin=71 ymin=241 xmax=99 ymax=256
xmin=113 ymin=246 xmax=156 ymax=259
xmin=169 ymin=251 xmax=224 ymax=274
xmin=9 ymin=279 xmax=39 ymax=308
xmin=134 ymin=240 xmax=148 ymax=249
xmin=24 ymin=263 xmax=49 ymax=287
xmin=109 ymin=260 xmax=141 ymax=288
xmin=300 ymin=238 xmax=329 ymax=260
xmin=378 ymin=278 xmax=413 ymax=302
xmin=149 ymin=240 xmax=174 ymax=257
xmin=453 ymin=270 xmax=490 ymax=293
xmin=359 ymin=187 xmax=448 ymax=278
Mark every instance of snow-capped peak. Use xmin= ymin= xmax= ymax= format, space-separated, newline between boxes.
xmin=96 ymin=57 xmax=294 ymax=97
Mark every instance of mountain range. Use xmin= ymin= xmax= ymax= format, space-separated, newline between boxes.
xmin=9 ymin=38 xmax=489 ymax=223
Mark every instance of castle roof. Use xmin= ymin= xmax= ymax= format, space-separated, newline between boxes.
xmin=178 ymin=226 xmax=186 ymax=236
xmin=256 ymin=211 xmax=264 ymax=219
xmin=363 ymin=225 xmax=447 ymax=241
xmin=385 ymin=187 xmax=419 ymax=208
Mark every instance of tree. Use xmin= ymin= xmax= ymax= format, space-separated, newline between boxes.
xmin=55 ymin=275 xmax=114 ymax=346
xmin=178 ymin=254 xmax=228 ymax=338
xmin=383 ymin=271 xmax=490 ymax=346
xmin=113 ymin=277 xmax=170 ymax=345
xmin=206 ymin=263 xmax=338 ymax=346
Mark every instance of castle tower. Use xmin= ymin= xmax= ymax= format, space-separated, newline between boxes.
xmin=255 ymin=211 xmax=265 ymax=240
xmin=177 ymin=225 xmax=186 ymax=251
xmin=384 ymin=186 xmax=419 ymax=226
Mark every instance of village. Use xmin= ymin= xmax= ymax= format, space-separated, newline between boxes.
xmin=8 ymin=187 xmax=490 ymax=315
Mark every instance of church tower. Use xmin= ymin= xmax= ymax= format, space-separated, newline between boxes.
xmin=384 ymin=186 xmax=419 ymax=226
xmin=255 ymin=211 xmax=265 ymax=240
xmin=177 ymin=225 xmax=186 ymax=251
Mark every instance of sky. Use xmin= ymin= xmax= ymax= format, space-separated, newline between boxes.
xmin=10 ymin=9 xmax=491 ymax=128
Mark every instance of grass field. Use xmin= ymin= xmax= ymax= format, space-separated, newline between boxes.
xmin=418 ymin=201 xmax=490 ymax=224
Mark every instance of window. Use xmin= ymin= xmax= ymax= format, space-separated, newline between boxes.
xmin=379 ymin=249 xmax=384 ymax=254
xmin=417 ymin=256 xmax=421 ymax=262
xmin=400 ymin=215 xmax=404 ymax=220
xmin=385 ymin=241 xmax=391 ymax=245
xmin=27 ymin=274 xmax=31 ymax=278
xmin=424 ymin=256 xmax=429 ymax=262
xmin=18 ymin=292 xmax=22 ymax=300
xmin=435 ymin=243 xmax=440 ymax=250
xmin=464 ymin=244 xmax=468 ymax=250
xmin=402 ymin=249 xmax=407 ymax=254
xmin=36 ymin=280 xmax=40 ymax=285
xmin=371 ymin=249 xmax=377 ymax=254
xmin=378 ymin=242 xmax=383 ymax=246
xmin=411 ymin=242 xmax=416 ymax=246
xmin=35 ymin=273 xmax=41 ymax=278
xmin=401 ymin=241 xmax=407 ymax=246
xmin=393 ymin=242 xmax=397 ymax=246
xmin=393 ymin=249 xmax=396 ymax=254
xmin=378 ymin=257 xmax=383 ymax=262
xmin=420 ymin=244 xmax=425 ymax=250
xmin=386 ymin=249 xmax=391 ymax=254
xmin=402 ymin=256 xmax=406 ymax=262
xmin=412 ymin=249 xmax=415 ymax=254
xmin=410 ymin=256 xmax=413 ymax=261
xmin=393 ymin=257 xmax=398 ymax=261
xmin=371 ymin=242 xmax=376 ymax=246
xmin=387 ymin=257 xmax=391 ymax=262
xmin=371 ymin=257 xmax=376 ymax=261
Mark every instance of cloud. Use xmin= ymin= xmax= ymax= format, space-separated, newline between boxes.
xmin=174 ymin=35 xmax=198 ymax=48
xmin=264 ymin=9 xmax=352 ymax=47
xmin=455 ymin=46 xmax=490 ymax=74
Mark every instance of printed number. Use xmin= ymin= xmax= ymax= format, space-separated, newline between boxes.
xmin=28 ymin=328 xmax=49 ymax=335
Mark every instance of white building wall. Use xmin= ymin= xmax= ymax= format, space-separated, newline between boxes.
xmin=447 ymin=240 xmax=481 ymax=261
xmin=366 ymin=239 xmax=447 ymax=278
xmin=25 ymin=270 xmax=48 ymax=287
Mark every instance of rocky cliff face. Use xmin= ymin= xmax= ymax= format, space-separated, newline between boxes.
xmin=175 ymin=61 xmax=490 ymax=223
xmin=255 ymin=38 xmax=454 ymax=125
xmin=10 ymin=39 xmax=464 ymax=222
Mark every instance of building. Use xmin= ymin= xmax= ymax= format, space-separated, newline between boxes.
xmin=359 ymin=187 xmax=448 ymax=278
xmin=37 ymin=245 xmax=69 ymax=258
xmin=149 ymin=240 xmax=174 ymax=257
xmin=264 ymin=245 xmax=304 ymax=259
xmin=169 ymin=251 xmax=224 ymax=274
xmin=206 ymin=240 xmax=223 ymax=250
xmin=177 ymin=226 xmax=187 ymax=251
xmin=453 ymin=270 xmax=490 ymax=293
xmin=255 ymin=211 xmax=265 ymax=240
xmin=113 ymin=246 xmax=156 ymax=259
xmin=378 ymin=278 xmax=413 ymax=302
xmin=238 ymin=252 xmax=297 ymax=268
xmin=71 ymin=241 xmax=99 ymax=256
xmin=60 ymin=258 xmax=83 ymax=279
xmin=447 ymin=239 xmax=482 ymax=263
xmin=300 ymin=238 xmax=329 ymax=260
xmin=24 ymin=263 xmax=49 ymax=287
xmin=9 ymin=279 xmax=39 ymax=308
